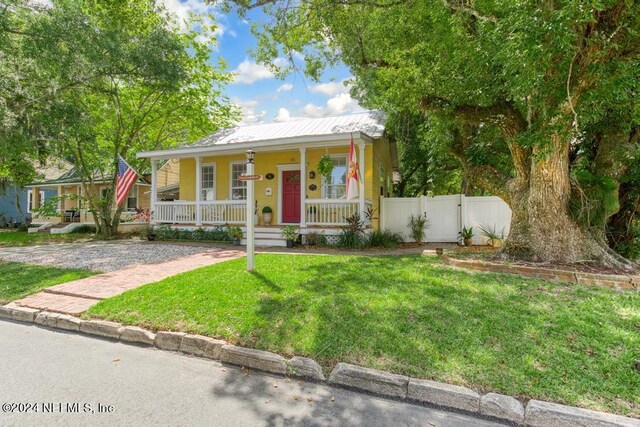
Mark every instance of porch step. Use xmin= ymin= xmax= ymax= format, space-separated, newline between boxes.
xmin=241 ymin=237 xmax=288 ymax=247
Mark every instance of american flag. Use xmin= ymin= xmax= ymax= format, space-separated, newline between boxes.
xmin=116 ymin=156 xmax=138 ymax=207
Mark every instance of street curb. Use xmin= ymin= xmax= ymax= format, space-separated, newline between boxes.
xmin=2 ymin=308 xmax=638 ymax=426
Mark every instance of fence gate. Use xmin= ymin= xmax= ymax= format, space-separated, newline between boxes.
xmin=380 ymin=195 xmax=512 ymax=243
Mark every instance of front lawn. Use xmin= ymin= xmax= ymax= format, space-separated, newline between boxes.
xmin=86 ymin=254 xmax=640 ymax=416
xmin=0 ymin=230 xmax=95 ymax=247
xmin=0 ymin=261 xmax=95 ymax=303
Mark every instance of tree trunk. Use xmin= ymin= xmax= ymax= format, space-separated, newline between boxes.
xmin=501 ymin=130 xmax=632 ymax=268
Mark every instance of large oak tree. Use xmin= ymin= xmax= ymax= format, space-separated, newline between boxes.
xmin=225 ymin=0 xmax=639 ymax=267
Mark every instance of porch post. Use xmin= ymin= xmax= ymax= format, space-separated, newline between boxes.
xmin=32 ymin=186 xmax=41 ymax=211
xmin=57 ymin=185 xmax=63 ymax=214
xmin=358 ymin=141 xmax=366 ymax=223
xmin=299 ymin=147 xmax=307 ymax=227
xmin=195 ymin=156 xmax=202 ymax=226
xmin=150 ymin=159 xmax=158 ymax=224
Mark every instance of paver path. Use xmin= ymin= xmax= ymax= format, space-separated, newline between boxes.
xmin=15 ymin=248 xmax=245 ymax=315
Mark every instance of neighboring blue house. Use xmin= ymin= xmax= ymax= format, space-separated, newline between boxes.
xmin=0 ymin=158 xmax=73 ymax=226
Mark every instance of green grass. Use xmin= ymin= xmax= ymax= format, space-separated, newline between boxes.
xmin=0 ymin=261 xmax=95 ymax=303
xmin=0 ymin=230 xmax=95 ymax=247
xmin=86 ymin=254 xmax=640 ymax=416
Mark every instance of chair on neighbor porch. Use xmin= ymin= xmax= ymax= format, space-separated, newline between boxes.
xmin=63 ymin=210 xmax=80 ymax=223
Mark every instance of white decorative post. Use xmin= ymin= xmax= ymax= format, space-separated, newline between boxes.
xmin=195 ymin=156 xmax=202 ymax=226
xmin=358 ymin=141 xmax=366 ymax=223
xmin=57 ymin=185 xmax=63 ymax=214
xmin=150 ymin=159 xmax=158 ymax=224
xmin=299 ymin=147 xmax=307 ymax=227
xmin=246 ymin=150 xmax=256 ymax=272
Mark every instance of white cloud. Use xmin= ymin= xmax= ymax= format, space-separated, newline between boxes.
xmin=232 ymin=58 xmax=275 ymax=84
xmin=274 ymin=108 xmax=292 ymax=122
xmin=301 ymin=92 xmax=364 ymax=118
xmin=310 ymin=79 xmax=351 ymax=96
xmin=233 ymin=98 xmax=266 ymax=125
xmin=277 ymin=83 xmax=294 ymax=92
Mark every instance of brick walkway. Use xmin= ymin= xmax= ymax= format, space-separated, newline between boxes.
xmin=15 ymin=248 xmax=245 ymax=315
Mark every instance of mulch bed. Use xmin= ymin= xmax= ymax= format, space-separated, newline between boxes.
xmin=447 ymin=246 xmax=639 ymax=275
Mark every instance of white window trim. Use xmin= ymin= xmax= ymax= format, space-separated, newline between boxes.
xmin=200 ymin=162 xmax=216 ymax=201
xmin=229 ymin=160 xmax=247 ymax=201
xmin=26 ymin=190 xmax=45 ymax=214
xmin=321 ymin=154 xmax=348 ymax=199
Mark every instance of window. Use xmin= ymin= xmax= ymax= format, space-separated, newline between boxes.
xmin=321 ymin=155 xmax=347 ymax=199
xmin=201 ymin=163 xmax=216 ymax=201
xmin=230 ymin=162 xmax=247 ymax=200
xmin=27 ymin=190 xmax=45 ymax=213
xmin=126 ymin=187 xmax=138 ymax=212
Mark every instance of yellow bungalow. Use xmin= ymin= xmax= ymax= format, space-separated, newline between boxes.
xmin=137 ymin=111 xmax=397 ymax=245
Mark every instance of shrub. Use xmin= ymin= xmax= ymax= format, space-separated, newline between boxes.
xmin=281 ymin=225 xmax=299 ymax=241
xmin=227 ymin=226 xmax=243 ymax=241
xmin=367 ymin=229 xmax=403 ymax=248
xmin=153 ymin=225 xmax=233 ymax=242
xmin=336 ymin=229 xmax=365 ymax=249
xmin=305 ymin=231 xmax=324 ymax=245
xmin=262 ymin=206 xmax=272 ymax=214
xmin=70 ymin=224 xmax=97 ymax=234
xmin=407 ymin=214 xmax=429 ymax=243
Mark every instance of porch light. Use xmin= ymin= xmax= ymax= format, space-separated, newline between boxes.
xmin=309 ymin=171 xmax=316 ymax=179
xmin=246 ymin=149 xmax=255 ymax=164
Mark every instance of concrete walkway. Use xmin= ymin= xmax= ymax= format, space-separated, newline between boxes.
xmin=15 ymin=248 xmax=245 ymax=315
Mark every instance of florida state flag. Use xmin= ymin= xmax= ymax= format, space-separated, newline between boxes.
xmin=346 ymin=136 xmax=359 ymax=200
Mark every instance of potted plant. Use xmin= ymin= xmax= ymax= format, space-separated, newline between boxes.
xmin=478 ymin=224 xmax=505 ymax=248
xmin=262 ymin=206 xmax=273 ymax=225
xmin=458 ymin=226 xmax=474 ymax=246
xmin=228 ymin=226 xmax=243 ymax=245
xmin=281 ymin=225 xmax=298 ymax=248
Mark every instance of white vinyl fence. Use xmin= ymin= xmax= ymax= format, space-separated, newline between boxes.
xmin=379 ymin=195 xmax=512 ymax=244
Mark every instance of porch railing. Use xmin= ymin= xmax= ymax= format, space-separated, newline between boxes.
xmin=154 ymin=201 xmax=245 ymax=225
xmin=305 ymin=199 xmax=372 ymax=226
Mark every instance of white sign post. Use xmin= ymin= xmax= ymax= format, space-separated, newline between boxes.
xmin=245 ymin=150 xmax=256 ymax=272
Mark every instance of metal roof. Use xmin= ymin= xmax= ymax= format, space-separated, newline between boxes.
xmin=185 ymin=111 xmax=386 ymax=149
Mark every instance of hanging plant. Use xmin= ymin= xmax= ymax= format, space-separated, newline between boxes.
xmin=317 ymin=154 xmax=334 ymax=181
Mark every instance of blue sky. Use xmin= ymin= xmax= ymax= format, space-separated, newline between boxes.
xmin=163 ymin=0 xmax=364 ymax=125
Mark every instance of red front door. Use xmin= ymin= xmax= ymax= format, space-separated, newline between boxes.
xmin=282 ymin=170 xmax=301 ymax=223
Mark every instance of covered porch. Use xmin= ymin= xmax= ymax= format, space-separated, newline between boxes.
xmin=143 ymin=138 xmax=375 ymax=230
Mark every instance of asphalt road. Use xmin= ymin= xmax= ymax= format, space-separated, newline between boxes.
xmin=0 ymin=321 xmax=504 ymax=427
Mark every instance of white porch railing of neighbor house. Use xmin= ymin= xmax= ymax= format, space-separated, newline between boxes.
xmin=154 ymin=201 xmax=245 ymax=225
xmin=305 ymin=199 xmax=372 ymax=226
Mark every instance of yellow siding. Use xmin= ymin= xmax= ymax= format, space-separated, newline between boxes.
xmin=177 ymin=138 xmax=395 ymax=229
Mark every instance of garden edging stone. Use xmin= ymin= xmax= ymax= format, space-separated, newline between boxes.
xmin=0 ymin=304 xmax=40 ymax=323
xmin=79 ymin=319 xmax=123 ymax=339
xmin=1 ymin=307 xmax=639 ymax=426
xmin=219 ymin=345 xmax=287 ymax=375
xmin=407 ymin=378 xmax=480 ymax=413
xmin=480 ymin=392 xmax=525 ymax=424
xmin=524 ymin=399 xmax=640 ymax=427
xmin=120 ymin=326 xmax=156 ymax=346
xmin=180 ymin=334 xmax=226 ymax=359
xmin=154 ymin=331 xmax=186 ymax=351
xmin=287 ymin=356 xmax=326 ymax=381
xmin=328 ymin=363 xmax=408 ymax=399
